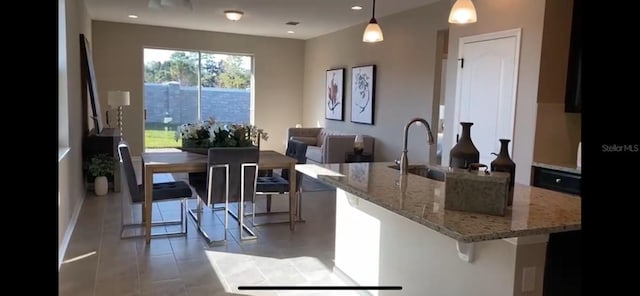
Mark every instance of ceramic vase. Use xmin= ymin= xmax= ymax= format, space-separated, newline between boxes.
xmin=94 ymin=176 xmax=108 ymax=196
xmin=490 ymin=139 xmax=516 ymax=205
xmin=449 ymin=122 xmax=480 ymax=169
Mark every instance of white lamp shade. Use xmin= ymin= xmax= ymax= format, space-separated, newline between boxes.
xmin=354 ymin=135 xmax=365 ymax=149
xmin=363 ymin=20 xmax=384 ymax=42
xmin=448 ymin=0 xmax=477 ymax=24
xmin=225 ymin=10 xmax=243 ymax=21
xmin=108 ymin=91 xmax=130 ymax=107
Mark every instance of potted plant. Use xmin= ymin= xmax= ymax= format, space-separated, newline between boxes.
xmin=87 ymin=153 xmax=115 ymax=196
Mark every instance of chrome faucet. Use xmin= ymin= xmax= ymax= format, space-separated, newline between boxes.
xmin=399 ymin=118 xmax=435 ymax=175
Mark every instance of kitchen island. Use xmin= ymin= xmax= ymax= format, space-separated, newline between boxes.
xmin=296 ymin=162 xmax=581 ymax=296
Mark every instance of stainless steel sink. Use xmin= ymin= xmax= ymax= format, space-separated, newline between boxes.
xmin=388 ymin=164 xmax=445 ymax=182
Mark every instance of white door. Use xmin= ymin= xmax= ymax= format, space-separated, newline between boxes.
xmin=452 ymin=29 xmax=521 ymax=166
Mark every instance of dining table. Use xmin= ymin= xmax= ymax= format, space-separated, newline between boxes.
xmin=140 ymin=150 xmax=299 ymax=244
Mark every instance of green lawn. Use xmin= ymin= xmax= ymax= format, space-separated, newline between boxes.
xmin=145 ymin=126 xmax=181 ymax=148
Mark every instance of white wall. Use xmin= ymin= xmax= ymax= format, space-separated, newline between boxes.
xmin=91 ymin=21 xmax=306 ymax=156
xmin=302 ymin=1 xmax=450 ymax=164
xmin=534 ymin=0 xmax=581 ymax=165
xmin=302 ymin=0 xmax=549 ymax=184
xmin=59 ymin=0 xmax=92 ymax=252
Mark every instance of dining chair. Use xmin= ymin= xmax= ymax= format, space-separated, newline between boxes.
xmin=251 ymin=139 xmax=308 ymax=225
xmin=118 ymin=142 xmax=193 ymax=239
xmin=191 ymin=146 xmax=260 ymax=244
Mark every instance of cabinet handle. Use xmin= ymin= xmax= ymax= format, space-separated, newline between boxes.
xmin=555 ymin=178 xmax=561 ymax=183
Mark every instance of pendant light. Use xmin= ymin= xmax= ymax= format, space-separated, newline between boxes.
xmin=363 ymin=0 xmax=383 ymax=43
xmin=448 ymin=0 xmax=477 ymax=24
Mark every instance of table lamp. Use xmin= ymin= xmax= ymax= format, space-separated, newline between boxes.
xmin=354 ymin=134 xmax=364 ymax=155
xmin=108 ymin=90 xmax=130 ymax=140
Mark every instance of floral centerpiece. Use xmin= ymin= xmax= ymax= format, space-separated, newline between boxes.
xmin=175 ymin=117 xmax=269 ymax=152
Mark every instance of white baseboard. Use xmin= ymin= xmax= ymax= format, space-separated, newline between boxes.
xmin=58 ymin=191 xmax=85 ymax=271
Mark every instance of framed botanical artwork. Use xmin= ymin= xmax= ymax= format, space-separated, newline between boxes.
xmin=351 ymin=65 xmax=376 ymax=125
xmin=325 ymin=68 xmax=345 ymax=121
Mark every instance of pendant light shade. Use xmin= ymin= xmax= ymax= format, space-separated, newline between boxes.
xmin=363 ymin=0 xmax=383 ymax=43
xmin=448 ymin=0 xmax=477 ymax=24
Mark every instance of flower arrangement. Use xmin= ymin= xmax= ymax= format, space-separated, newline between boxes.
xmin=175 ymin=117 xmax=269 ymax=148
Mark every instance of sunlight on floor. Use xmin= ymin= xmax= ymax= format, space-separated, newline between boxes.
xmin=205 ymin=251 xmax=348 ymax=294
xmin=61 ymin=251 xmax=97 ymax=265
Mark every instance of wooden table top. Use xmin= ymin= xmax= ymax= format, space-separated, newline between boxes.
xmin=142 ymin=150 xmax=297 ymax=169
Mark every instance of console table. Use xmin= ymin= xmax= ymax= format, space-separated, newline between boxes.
xmin=83 ymin=128 xmax=121 ymax=192
xmin=345 ymin=152 xmax=374 ymax=163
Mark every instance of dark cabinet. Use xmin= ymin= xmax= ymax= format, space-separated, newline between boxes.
xmin=532 ymin=166 xmax=580 ymax=296
xmin=532 ymin=167 xmax=581 ymax=195
xmin=83 ymin=128 xmax=121 ymax=192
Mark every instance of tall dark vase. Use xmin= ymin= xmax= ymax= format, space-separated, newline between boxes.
xmin=490 ymin=139 xmax=516 ymax=206
xmin=449 ymin=122 xmax=480 ymax=169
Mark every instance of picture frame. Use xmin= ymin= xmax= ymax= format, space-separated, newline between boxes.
xmin=351 ymin=65 xmax=376 ymax=125
xmin=325 ymin=68 xmax=345 ymax=121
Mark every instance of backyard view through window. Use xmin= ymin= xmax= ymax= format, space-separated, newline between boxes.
xmin=143 ymin=48 xmax=253 ymax=149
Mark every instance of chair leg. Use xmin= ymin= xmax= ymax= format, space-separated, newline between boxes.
xmin=121 ymin=198 xmax=190 ymax=239
xmin=252 ymin=202 xmax=257 ymax=227
xmin=181 ymin=198 xmax=187 ymax=235
xmin=297 ymin=189 xmax=303 ymax=221
xmin=266 ymin=195 xmax=272 ymax=212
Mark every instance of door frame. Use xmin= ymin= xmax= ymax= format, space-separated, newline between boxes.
xmin=451 ymin=28 xmax=522 ymax=154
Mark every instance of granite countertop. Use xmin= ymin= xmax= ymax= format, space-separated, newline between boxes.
xmin=296 ymin=162 xmax=581 ymax=243
xmin=532 ymin=162 xmax=582 ymax=175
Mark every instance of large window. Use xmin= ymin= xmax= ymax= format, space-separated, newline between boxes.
xmin=143 ymin=48 xmax=253 ymax=149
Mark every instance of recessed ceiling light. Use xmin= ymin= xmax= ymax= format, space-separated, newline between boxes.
xmin=224 ymin=10 xmax=244 ymax=21
xmin=128 ymin=14 xmax=139 ymax=19
xmin=351 ymin=6 xmax=363 ymax=10
xmin=287 ymin=30 xmax=295 ymax=34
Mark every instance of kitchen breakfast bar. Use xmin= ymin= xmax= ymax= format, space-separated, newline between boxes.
xmin=296 ymin=162 xmax=581 ymax=296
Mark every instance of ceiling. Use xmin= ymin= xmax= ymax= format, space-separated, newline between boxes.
xmin=84 ymin=0 xmax=442 ymax=40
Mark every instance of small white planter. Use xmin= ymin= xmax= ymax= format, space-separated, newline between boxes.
xmin=94 ymin=176 xmax=108 ymax=196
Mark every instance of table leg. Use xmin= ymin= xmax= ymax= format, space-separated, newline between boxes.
xmin=144 ymin=165 xmax=153 ymax=244
xmin=288 ymin=162 xmax=297 ymax=231
xmin=141 ymin=163 xmax=146 ymax=223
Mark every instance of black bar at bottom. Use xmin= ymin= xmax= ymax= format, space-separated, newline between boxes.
xmin=238 ymin=286 xmax=402 ymax=290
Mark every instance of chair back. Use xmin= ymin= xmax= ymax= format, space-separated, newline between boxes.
xmin=281 ymin=139 xmax=308 ymax=191
xmin=117 ymin=143 xmax=143 ymax=202
xmin=205 ymin=146 xmax=259 ymax=205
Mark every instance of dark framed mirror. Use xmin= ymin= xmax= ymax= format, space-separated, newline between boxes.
xmin=80 ymin=33 xmax=103 ymax=134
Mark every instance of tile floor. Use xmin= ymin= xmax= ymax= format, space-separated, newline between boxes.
xmin=59 ymin=170 xmax=359 ymax=296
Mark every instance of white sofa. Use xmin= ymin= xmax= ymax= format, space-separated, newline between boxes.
xmin=286 ymin=128 xmax=375 ymax=164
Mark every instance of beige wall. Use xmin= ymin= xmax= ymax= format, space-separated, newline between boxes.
xmin=442 ymin=0 xmax=547 ymax=185
xmin=92 ymin=22 xmax=305 ymax=156
xmin=302 ymin=1 xmax=450 ymax=163
xmin=534 ymin=0 xmax=582 ymax=165
xmin=59 ymin=0 xmax=92 ymax=249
